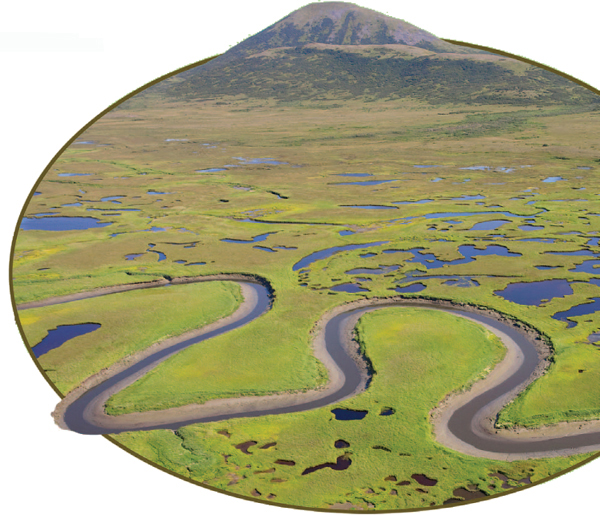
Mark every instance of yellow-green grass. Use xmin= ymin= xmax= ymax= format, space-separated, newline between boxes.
xmin=12 ymin=98 xmax=600 ymax=430
xmin=105 ymin=280 xmax=337 ymax=414
xmin=498 ymin=343 xmax=600 ymax=428
xmin=113 ymin=308 xmax=586 ymax=509
xmin=20 ymin=281 xmax=242 ymax=394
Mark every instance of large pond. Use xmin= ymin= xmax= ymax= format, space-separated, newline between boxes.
xmin=20 ymin=216 xmax=113 ymax=231
xmin=494 ymin=279 xmax=575 ymax=306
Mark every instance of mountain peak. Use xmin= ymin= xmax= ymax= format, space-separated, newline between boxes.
xmin=225 ymin=1 xmax=457 ymax=57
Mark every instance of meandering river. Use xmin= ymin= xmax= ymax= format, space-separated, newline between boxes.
xmin=18 ymin=276 xmax=600 ymax=459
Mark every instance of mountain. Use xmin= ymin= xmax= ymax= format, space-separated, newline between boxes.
xmin=138 ymin=2 xmax=599 ymax=107
xmin=217 ymin=1 xmax=465 ymax=59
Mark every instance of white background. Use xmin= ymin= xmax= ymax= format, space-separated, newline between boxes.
xmin=2 ymin=1 xmax=599 ymax=514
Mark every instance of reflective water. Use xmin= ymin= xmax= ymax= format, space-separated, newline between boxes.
xmin=33 ymin=323 xmax=101 ymax=358
xmin=552 ymin=299 xmax=600 ymax=328
xmin=222 ymin=232 xmax=276 ymax=244
xmin=470 ymin=220 xmax=511 ymax=230
xmin=334 ymin=180 xmax=396 ymax=186
xmin=330 ymin=283 xmax=369 ymax=293
xmin=495 ymin=280 xmax=574 ymax=306
xmin=20 ymin=216 xmax=112 ymax=231
xmin=233 ymin=157 xmax=288 ymax=165
xmin=392 ymin=199 xmax=433 ymax=205
xmin=394 ymin=283 xmax=426 ymax=293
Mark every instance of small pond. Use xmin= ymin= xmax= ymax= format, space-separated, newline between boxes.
xmin=233 ymin=157 xmax=288 ymax=165
xmin=333 ymin=180 xmax=396 ymax=186
xmin=33 ymin=323 xmax=101 ymax=358
xmin=393 ymin=199 xmax=433 ymax=205
xmin=470 ymin=220 xmax=511 ymax=231
xmin=552 ymin=298 xmax=600 ymax=328
xmin=292 ymin=242 xmax=388 ymax=271
xmin=451 ymin=194 xmax=486 ymax=200
xmin=394 ymin=283 xmax=426 ymax=293
xmin=221 ymin=232 xmax=276 ymax=244
xmin=330 ymin=283 xmax=369 ymax=293
xmin=332 ymin=409 xmax=368 ymax=420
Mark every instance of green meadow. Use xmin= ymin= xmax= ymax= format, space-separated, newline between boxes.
xmin=12 ymin=90 xmax=600 ymax=507
xmin=113 ymin=309 xmax=585 ymax=509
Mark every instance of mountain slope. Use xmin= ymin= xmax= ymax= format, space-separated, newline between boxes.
xmin=137 ymin=2 xmax=599 ymax=107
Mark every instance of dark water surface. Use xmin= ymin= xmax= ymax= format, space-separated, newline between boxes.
xmin=33 ymin=323 xmax=101 ymax=358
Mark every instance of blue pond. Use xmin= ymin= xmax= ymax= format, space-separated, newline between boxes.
xmin=33 ymin=323 xmax=101 ymax=358
xmin=470 ymin=220 xmax=511 ymax=231
xmin=451 ymin=194 xmax=486 ymax=200
xmin=495 ymin=279 xmax=574 ymax=306
xmin=233 ymin=157 xmax=288 ymax=165
xmin=552 ymin=298 xmax=600 ymax=328
xmin=542 ymin=177 xmax=565 ymax=183
xmin=330 ymin=283 xmax=369 ymax=293
xmin=20 ymin=216 xmax=112 ymax=231
xmin=394 ymin=283 xmax=426 ymax=294
xmin=570 ymin=259 xmax=600 ymax=275
xmin=222 ymin=232 xmax=276 ymax=244
xmin=393 ymin=199 xmax=433 ymax=205
xmin=332 ymin=409 xmax=368 ymax=420
xmin=58 ymin=173 xmax=92 ymax=177
xmin=335 ymin=173 xmax=373 ymax=177
xmin=409 ymin=244 xmax=520 ymax=270
xmin=148 ymin=250 xmax=166 ymax=261
xmin=196 ymin=168 xmax=228 ymax=172
xmin=334 ymin=180 xmax=396 ymax=186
